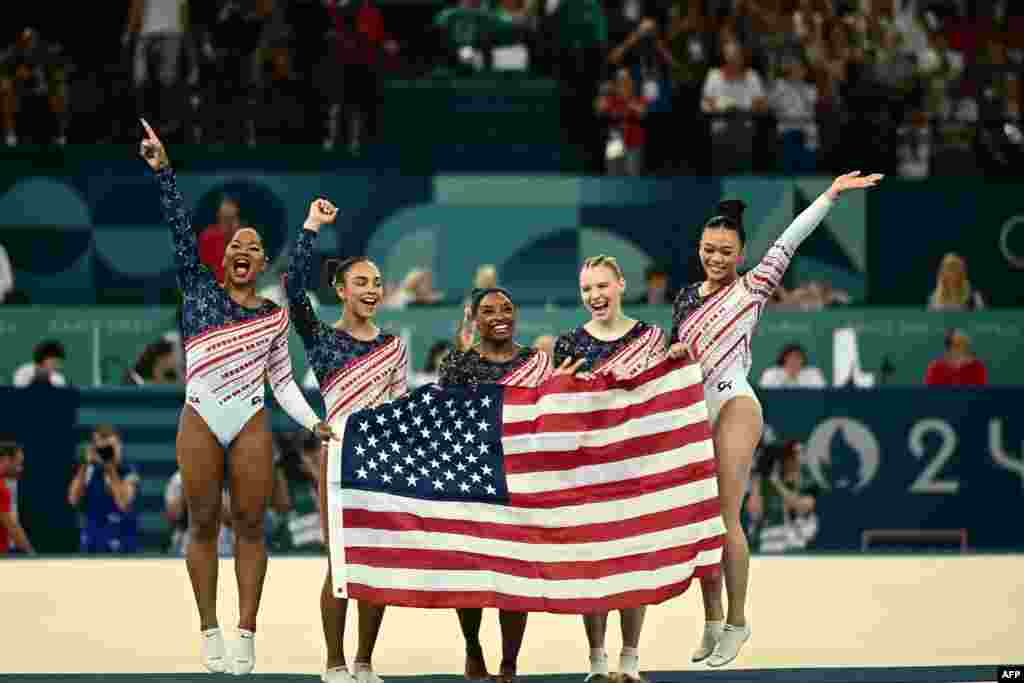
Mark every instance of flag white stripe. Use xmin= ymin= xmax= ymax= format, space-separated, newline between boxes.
xmin=501 ymin=403 xmax=708 ymax=455
xmin=344 ymin=471 xmax=720 ymax=528
xmin=507 ymin=438 xmax=714 ymax=494
xmin=340 ymin=475 xmax=719 ymax=527
xmin=346 ymin=547 xmax=723 ymax=599
xmin=503 ymin=364 xmax=704 ymax=423
xmin=327 ymin=436 xmax=350 ymax=598
xmin=345 ymin=515 xmax=725 ymax=563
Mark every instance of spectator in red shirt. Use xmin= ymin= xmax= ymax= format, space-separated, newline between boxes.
xmin=924 ymin=328 xmax=989 ymax=386
xmin=596 ymin=68 xmax=649 ymax=176
xmin=0 ymin=440 xmax=35 ymax=555
xmin=324 ymin=0 xmax=399 ymax=151
xmin=198 ymin=196 xmax=241 ymax=283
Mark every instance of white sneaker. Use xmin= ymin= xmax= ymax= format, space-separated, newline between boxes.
xmin=201 ymin=627 xmax=228 ymax=673
xmin=232 ymin=629 xmax=255 ymax=675
xmin=325 ymin=666 xmax=356 ymax=683
xmin=355 ymin=667 xmax=384 ymax=683
xmin=691 ymin=620 xmax=724 ymax=663
xmin=706 ymin=623 xmax=750 ymax=667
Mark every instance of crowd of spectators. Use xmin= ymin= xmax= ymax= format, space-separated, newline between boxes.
xmin=1 ymin=0 xmax=1020 ymax=175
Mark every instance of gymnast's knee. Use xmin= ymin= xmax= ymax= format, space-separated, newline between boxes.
xmin=188 ymin=500 xmax=223 ymax=543
xmin=231 ymin=507 xmax=266 ymax=543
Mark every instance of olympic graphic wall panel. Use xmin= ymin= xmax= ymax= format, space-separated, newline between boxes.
xmin=0 ymin=170 xmax=879 ymax=306
xmin=3 ymin=166 xmax=1020 ymax=307
xmin=759 ymin=387 xmax=1024 ymax=551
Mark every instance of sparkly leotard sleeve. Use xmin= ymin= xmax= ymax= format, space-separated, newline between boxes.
xmin=438 ymin=347 xmax=551 ymax=389
xmin=671 ymin=193 xmax=834 ymax=389
xmin=284 ymin=226 xmax=409 ymax=428
xmin=158 ymin=167 xmax=220 ymax=306
xmin=156 ymin=167 xmax=319 ymax=445
xmin=553 ymin=321 xmax=667 ymax=380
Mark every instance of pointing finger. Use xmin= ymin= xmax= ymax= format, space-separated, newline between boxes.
xmin=140 ymin=118 xmax=158 ymax=141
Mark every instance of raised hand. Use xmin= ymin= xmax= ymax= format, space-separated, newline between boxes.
xmin=457 ymin=305 xmax=476 ymax=351
xmin=138 ymin=118 xmax=169 ymax=171
xmin=827 ymin=171 xmax=884 ymax=199
xmin=304 ymin=198 xmax=339 ymax=232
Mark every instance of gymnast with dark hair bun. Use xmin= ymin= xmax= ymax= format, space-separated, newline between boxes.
xmin=284 ymin=200 xmax=409 ymax=683
xmin=667 ymin=172 xmax=884 ymax=667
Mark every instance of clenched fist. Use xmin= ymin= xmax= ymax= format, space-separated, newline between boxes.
xmin=304 ymin=199 xmax=338 ymax=232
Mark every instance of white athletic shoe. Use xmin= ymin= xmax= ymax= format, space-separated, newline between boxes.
xmin=355 ymin=667 xmax=384 ymax=683
xmin=201 ymin=627 xmax=229 ymax=673
xmin=324 ymin=666 xmax=356 ymax=683
xmin=691 ymin=620 xmax=724 ymax=663
xmin=706 ymin=623 xmax=750 ymax=667
xmin=232 ymin=629 xmax=255 ymax=675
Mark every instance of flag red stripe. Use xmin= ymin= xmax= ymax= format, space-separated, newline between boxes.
xmin=502 ymin=357 xmax=687 ymax=405
xmin=345 ymin=534 xmax=724 ymax=581
xmin=345 ymin=564 xmax=720 ymax=613
xmin=509 ymin=461 xmax=718 ymax=509
xmin=501 ymin=383 xmax=705 ymax=437
xmin=504 ymin=419 xmax=713 ymax=474
xmin=342 ymin=498 xmax=721 ymax=545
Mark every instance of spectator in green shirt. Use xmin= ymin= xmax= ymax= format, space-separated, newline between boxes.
xmin=746 ymin=439 xmax=821 ymax=554
xmin=271 ymin=432 xmax=325 ymax=553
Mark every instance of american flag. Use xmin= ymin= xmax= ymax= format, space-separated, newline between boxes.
xmin=325 ymin=358 xmax=724 ymax=613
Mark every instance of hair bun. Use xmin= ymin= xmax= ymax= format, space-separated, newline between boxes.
xmin=716 ymin=199 xmax=747 ymax=223
xmin=326 ymin=257 xmax=343 ymax=282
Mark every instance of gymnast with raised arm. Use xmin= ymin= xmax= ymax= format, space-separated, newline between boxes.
xmin=139 ymin=120 xmax=334 ymax=675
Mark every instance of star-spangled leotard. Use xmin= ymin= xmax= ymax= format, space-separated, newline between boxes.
xmin=155 ymin=167 xmax=320 ymax=446
xmin=284 ymin=227 xmax=409 ymax=429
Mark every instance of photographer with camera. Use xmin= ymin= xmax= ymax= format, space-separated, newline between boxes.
xmin=67 ymin=424 xmax=139 ymax=554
